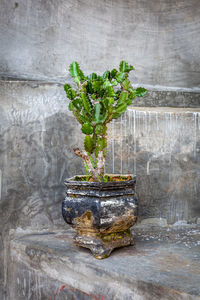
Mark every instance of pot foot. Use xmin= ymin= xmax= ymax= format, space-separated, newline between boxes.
xmin=74 ymin=230 xmax=134 ymax=259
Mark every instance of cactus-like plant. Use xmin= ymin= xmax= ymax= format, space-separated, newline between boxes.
xmin=64 ymin=61 xmax=147 ymax=182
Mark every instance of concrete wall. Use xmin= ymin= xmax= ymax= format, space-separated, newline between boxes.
xmin=0 ymin=0 xmax=200 ymax=298
xmin=0 ymin=82 xmax=199 ymax=231
xmin=107 ymin=107 xmax=200 ymax=224
xmin=0 ymin=82 xmax=199 ymax=299
xmin=0 ymin=0 xmax=200 ymax=89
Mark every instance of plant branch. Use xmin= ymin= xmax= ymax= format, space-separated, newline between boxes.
xmin=73 ymin=148 xmax=103 ymax=181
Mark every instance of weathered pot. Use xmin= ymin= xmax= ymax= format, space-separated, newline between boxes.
xmin=62 ymin=175 xmax=138 ymax=259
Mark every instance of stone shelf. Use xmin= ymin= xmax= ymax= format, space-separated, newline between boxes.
xmin=128 ymin=106 xmax=200 ymax=113
xmin=10 ymin=226 xmax=200 ymax=300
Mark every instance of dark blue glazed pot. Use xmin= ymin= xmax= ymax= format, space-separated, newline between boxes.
xmin=62 ymin=175 xmax=138 ymax=259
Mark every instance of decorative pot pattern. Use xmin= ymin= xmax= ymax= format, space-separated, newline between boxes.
xmin=62 ymin=175 xmax=138 ymax=259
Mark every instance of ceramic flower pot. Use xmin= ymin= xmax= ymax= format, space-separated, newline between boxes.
xmin=62 ymin=175 xmax=138 ymax=259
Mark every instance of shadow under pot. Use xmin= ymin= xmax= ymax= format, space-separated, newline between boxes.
xmin=62 ymin=174 xmax=138 ymax=259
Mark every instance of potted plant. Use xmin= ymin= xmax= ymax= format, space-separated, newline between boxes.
xmin=62 ymin=61 xmax=147 ymax=259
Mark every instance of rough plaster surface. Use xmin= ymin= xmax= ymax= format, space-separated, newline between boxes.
xmin=106 ymin=107 xmax=200 ymax=224
xmin=0 ymin=80 xmax=200 ymax=298
xmin=0 ymin=81 xmax=82 ymax=299
xmin=133 ymin=90 xmax=200 ymax=108
xmin=1 ymin=0 xmax=200 ymax=297
xmin=9 ymin=228 xmax=200 ymax=299
xmin=0 ymin=0 xmax=200 ymax=89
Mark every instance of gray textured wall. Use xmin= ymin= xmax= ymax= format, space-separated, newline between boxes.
xmin=0 ymin=82 xmax=200 ymax=299
xmin=0 ymin=82 xmax=199 ymax=231
xmin=0 ymin=0 xmax=200 ymax=89
xmin=1 ymin=0 xmax=200 ymax=298
xmin=107 ymin=108 xmax=200 ymax=224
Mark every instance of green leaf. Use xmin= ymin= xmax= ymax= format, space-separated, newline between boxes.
xmin=73 ymin=98 xmax=82 ymax=111
xmin=91 ymin=94 xmax=96 ymax=100
xmin=110 ymin=69 xmax=118 ymax=78
xmin=74 ymin=76 xmax=81 ymax=84
xmin=115 ymin=72 xmax=126 ymax=83
xmin=104 ymin=86 xmax=116 ymax=97
xmin=64 ymin=83 xmax=71 ymax=93
xmin=68 ymin=102 xmax=74 ymax=111
xmin=78 ymin=112 xmax=91 ymax=123
xmin=103 ymin=71 xmax=110 ymax=79
xmin=84 ymin=135 xmax=94 ymax=153
xmin=122 ymin=79 xmax=131 ymax=90
xmin=126 ymin=98 xmax=132 ymax=105
xmin=103 ymin=79 xmax=112 ymax=88
xmin=108 ymin=106 xmax=114 ymax=114
xmin=89 ymin=73 xmax=98 ymax=80
xmin=64 ymin=84 xmax=76 ymax=100
xmin=95 ymin=137 xmax=107 ymax=156
xmin=102 ymin=125 xmax=107 ymax=135
xmin=129 ymin=89 xmax=136 ymax=100
xmin=136 ymin=87 xmax=148 ymax=97
xmin=69 ymin=62 xmax=84 ymax=79
xmin=95 ymin=124 xmax=104 ymax=135
xmin=81 ymin=123 xmax=93 ymax=135
xmin=111 ymin=79 xmax=118 ymax=86
xmin=116 ymin=91 xmax=128 ymax=106
xmin=73 ymin=110 xmax=84 ymax=124
xmin=100 ymin=111 xmax=108 ymax=123
xmin=115 ymin=103 xmax=127 ymax=114
xmin=119 ymin=61 xmax=128 ymax=72
xmin=86 ymin=81 xmax=93 ymax=94
xmin=92 ymin=80 xmax=103 ymax=92
xmin=119 ymin=60 xmax=135 ymax=72
xmin=112 ymin=112 xmax=121 ymax=119
xmin=81 ymin=93 xmax=92 ymax=113
xmin=103 ymin=97 xmax=114 ymax=108
xmin=107 ymin=97 xmax=115 ymax=105
xmin=115 ymin=90 xmax=121 ymax=98
xmin=94 ymin=103 xmax=101 ymax=123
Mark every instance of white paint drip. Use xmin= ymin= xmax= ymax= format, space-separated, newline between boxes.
xmin=133 ymin=110 xmax=136 ymax=175
xmin=146 ymin=160 xmax=150 ymax=175
xmin=193 ymin=112 xmax=197 ymax=158
xmin=198 ymin=112 xmax=200 ymax=130
xmin=127 ymin=111 xmax=131 ymax=170
xmin=156 ymin=112 xmax=159 ymax=130
xmin=120 ymin=115 xmax=123 ymax=174
xmin=0 ymin=169 xmax=2 ymax=201
xmin=110 ymin=108 xmax=199 ymax=190
xmin=112 ymin=120 xmax=115 ymax=174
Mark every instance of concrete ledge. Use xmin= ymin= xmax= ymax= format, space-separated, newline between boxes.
xmin=1 ymin=80 xmax=200 ymax=108
xmin=10 ymin=227 xmax=200 ymax=299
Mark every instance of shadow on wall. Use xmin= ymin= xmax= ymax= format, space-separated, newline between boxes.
xmin=0 ymin=106 xmax=84 ymax=298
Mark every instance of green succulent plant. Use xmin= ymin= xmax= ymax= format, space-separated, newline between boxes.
xmin=64 ymin=61 xmax=147 ymax=182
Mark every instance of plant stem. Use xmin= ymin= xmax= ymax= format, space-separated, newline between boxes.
xmin=73 ymin=148 xmax=103 ymax=181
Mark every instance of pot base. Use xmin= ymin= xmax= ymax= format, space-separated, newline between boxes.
xmin=74 ymin=229 xmax=134 ymax=259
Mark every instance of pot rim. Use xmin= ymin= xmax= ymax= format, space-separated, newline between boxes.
xmin=64 ymin=174 xmax=136 ymax=188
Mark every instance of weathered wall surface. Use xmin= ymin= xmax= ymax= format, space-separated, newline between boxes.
xmin=106 ymin=107 xmax=200 ymax=224
xmin=0 ymin=82 xmax=200 ymax=298
xmin=0 ymin=82 xmax=199 ymax=231
xmin=0 ymin=81 xmax=82 ymax=299
xmin=1 ymin=0 xmax=200 ymax=298
xmin=0 ymin=0 xmax=200 ymax=89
